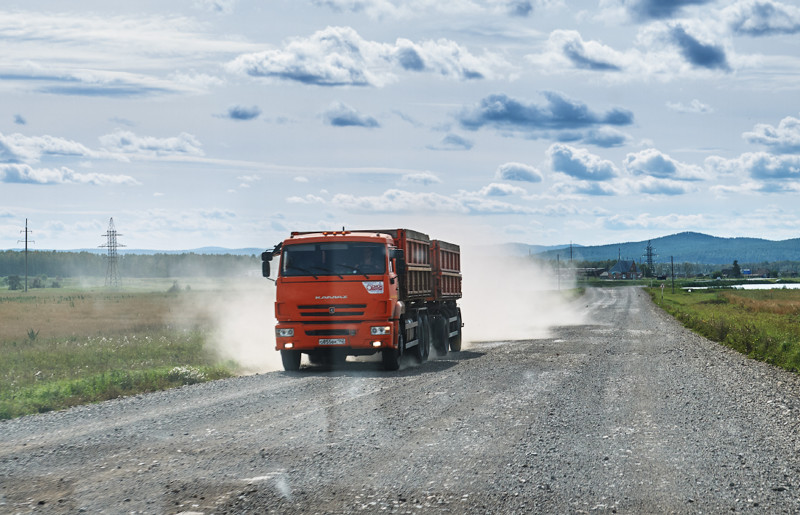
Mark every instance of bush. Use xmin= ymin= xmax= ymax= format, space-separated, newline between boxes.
xmin=7 ymin=275 xmax=22 ymax=290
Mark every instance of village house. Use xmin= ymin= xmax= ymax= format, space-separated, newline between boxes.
xmin=608 ymin=260 xmax=640 ymax=280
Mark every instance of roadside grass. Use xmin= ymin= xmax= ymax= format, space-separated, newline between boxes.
xmin=0 ymin=284 xmax=240 ymax=420
xmin=647 ymin=287 xmax=800 ymax=373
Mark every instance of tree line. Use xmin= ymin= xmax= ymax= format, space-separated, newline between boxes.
xmin=0 ymin=250 xmax=260 ymax=279
xmin=567 ymin=258 xmax=798 ymax=279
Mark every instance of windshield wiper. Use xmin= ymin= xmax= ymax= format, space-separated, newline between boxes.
xmin=286 ymin=265 xmax=318 ymax=279
xmin=313 ymin=266 xmax=344 ymax=279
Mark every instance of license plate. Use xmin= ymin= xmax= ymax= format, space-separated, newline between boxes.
xmin=319 ymin=338 xmax=346 ymax=346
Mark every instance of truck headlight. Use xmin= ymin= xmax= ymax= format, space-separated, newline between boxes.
xmin=276 ymin=328 xmax=294 ymax=337
xmin=370 ymin=326 xmax=391 ymax=336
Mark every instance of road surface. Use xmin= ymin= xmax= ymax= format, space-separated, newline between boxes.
xmin=2 ymin=286 xmax=800 ymax=513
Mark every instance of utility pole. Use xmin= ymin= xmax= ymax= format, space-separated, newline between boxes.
xmin=17 ymin=218 xmax=34 ymax=292
xmin=671 ymin=256 xmax=675 ymax=294
xmin=557 ymin=254 xmax=561 ymax=291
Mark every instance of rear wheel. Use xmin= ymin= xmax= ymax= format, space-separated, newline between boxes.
xmin=449 ymin=310 xmax=463 ymax=352
xmin=431 ymin=315 xmax=448 ymax=356
xmin=281 ymin=349 xmax=301 ymax=371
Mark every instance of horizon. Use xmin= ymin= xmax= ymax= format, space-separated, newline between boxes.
xmin=1 ymin=1 xmax=799 ymax=250
xmin=4 ymin=229 xmax=798 ymax=254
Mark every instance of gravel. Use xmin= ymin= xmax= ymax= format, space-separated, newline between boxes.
xmin=2 ymin=286 xmax=800 ymax=514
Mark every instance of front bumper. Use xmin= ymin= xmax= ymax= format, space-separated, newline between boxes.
xmin=275 ymin=321 xmax=395 ymax=352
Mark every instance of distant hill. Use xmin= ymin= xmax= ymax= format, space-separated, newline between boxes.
xmin=535 ymin=232 xmax=800 ymax=265
xmin=61 ymin=247 xmax=265 ymax=256
xmin=500 ymin=242 xmax=579 ymax=257
xmin=13 ymin=232 xmax=800 ymax=265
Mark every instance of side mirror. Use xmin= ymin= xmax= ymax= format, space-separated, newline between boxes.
xmin=261 ymin=251 xmax=272 ymax=278
xmin=390 ymin=248 xmax=406 ymax=274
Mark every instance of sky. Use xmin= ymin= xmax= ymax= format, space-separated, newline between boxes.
xmin=1 ymin=0 xmax=800 ymax=251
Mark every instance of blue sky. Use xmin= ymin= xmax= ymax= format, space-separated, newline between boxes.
xmin=1 ymin=0 xmax=800 ymax=250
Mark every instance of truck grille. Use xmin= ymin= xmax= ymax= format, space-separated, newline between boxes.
xmin=305 ymin=329 xmax=358 ymax=336
xmin=297 ymin=304 xmax=367 ymax=317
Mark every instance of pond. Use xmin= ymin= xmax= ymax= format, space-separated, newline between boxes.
xmin=684 ymin=283 xmax=800 ymax=291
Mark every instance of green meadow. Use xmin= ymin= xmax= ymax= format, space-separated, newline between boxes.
xmin=648 ymin=286 xmax=800 ymax=373
xmin=0 ymin=278 xmax=250 ymax=419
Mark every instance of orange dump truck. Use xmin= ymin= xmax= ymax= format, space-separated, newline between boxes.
xmin=262 ymin=229 xmax=462 ymax=371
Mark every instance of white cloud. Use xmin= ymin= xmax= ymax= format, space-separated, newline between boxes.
xmin=495 ymin=162 xmax=543 ymax=182
xmin=331 ymin=189 xmax=468 ymax=213
xmin=529 ymin=30 xmax=628 ymax=72
xmin=323 ymin=102 xmax=380 ymax=128
xmin=666 ymin=99 xmax=713 ymax=113
xmin=227 ymin=26 xmax=511 ymax=87
xmin=99 ymin=130 xmax=204 ymax=158
xmin=603 ymin=212 xmax=713 ymax=231
xmin=0 ymin=10 xmax=255 ymax=97
xmin=478 ymin=182 xmax=527 ymax=196
xmin=631 ymin=175 xmax=695 ymax=195
xmin=706 ymin=152 xmax=800 ymax=183
xmin=287 ymin=193 xmax=327 ymax=204
xmin=743 ymin=114 xmax=800 ymax=153
xmin=547 ymin=143 xmax=619 ymax=181
xmin=195 ymin=0 xmax=238 ymax=14
xmin=291 ymin=187 xmax=538 ymax=215
xmin=721 ymin=0 xmax=800 ymax=36
xmin=0 ymin=132 xmax=96 ymax=164
xmin=427 ymin=134 xmax=474 ymax=151
xmin=399 ymin=172 xmax=442 ymax=185
xmin=527 ymin=21 xmax=745 ymax=83
xmin=0 ymin=163 xmax=139 ymax=185
xmin=624 ymin=148 xmax=707 ymax=180
xmin=311 ymin=0 xmax=563 ymax=19
xmin=552 ymin=179 xmax=621 ymax=196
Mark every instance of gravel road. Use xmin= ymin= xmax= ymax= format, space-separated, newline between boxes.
xmin=2 ymin=286 xmax=800 ymax=514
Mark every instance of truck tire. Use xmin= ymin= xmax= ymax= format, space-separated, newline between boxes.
xmin=382 ymin=323 xmax=404 ymax=371
xmin=281 ymin=349 xmax=301 ymax=371
xmin=431 ymin=315 xmax=448 ymax=356
xmin=382 ymin=348 xmax=400 ymax=371
xmin=414 ymin=314 xmax=431 ymax=363
xmin=449 ymin=310 xmax=463 ymax=352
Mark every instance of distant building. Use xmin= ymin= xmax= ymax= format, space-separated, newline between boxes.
xmin=608 ymin=260 xmax=640 ymax=280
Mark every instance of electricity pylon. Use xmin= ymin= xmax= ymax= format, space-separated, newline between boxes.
xmin=100 ymin=218 xmax=125 ymax=288
xmin=17 ymin=219 xmax=34 ymax=292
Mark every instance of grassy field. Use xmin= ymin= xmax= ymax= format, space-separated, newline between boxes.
xmin=648 ymin=286 xmax=800 ymax=373
xmin=0 ymin=278 xmax=269 ymax=419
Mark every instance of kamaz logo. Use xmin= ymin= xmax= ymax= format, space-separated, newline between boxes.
xmin=316 ymin=295 xmax=348 ymax=300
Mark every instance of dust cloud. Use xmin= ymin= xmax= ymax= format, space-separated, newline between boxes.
xmin=175 ymin=279 xmax=283 ymax=374
xmin=206 ymin=284 xmax=283 ymax=373
xmin=459 ymin=248 xmax=585 ymax=345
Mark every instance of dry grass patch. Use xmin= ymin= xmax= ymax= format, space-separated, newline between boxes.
xmin=719 ymin=289 xmax=800 ymax=316
xmin=0 ymin=287 xmax=236 ymax=419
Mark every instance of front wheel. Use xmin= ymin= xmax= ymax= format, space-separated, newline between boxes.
xmin=414 ymin=314 xmax=431 ymax=363
xmin=382 ymin=348 xmax=400 ymax=371
xmin=382 ymin=323 xmax=404 ymax=371
xmin=281 ymin=349 xmax=301 ymax=371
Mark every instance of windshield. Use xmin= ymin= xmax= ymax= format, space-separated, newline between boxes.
xmin=281 ymin=242 xmax=387 ymax=277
